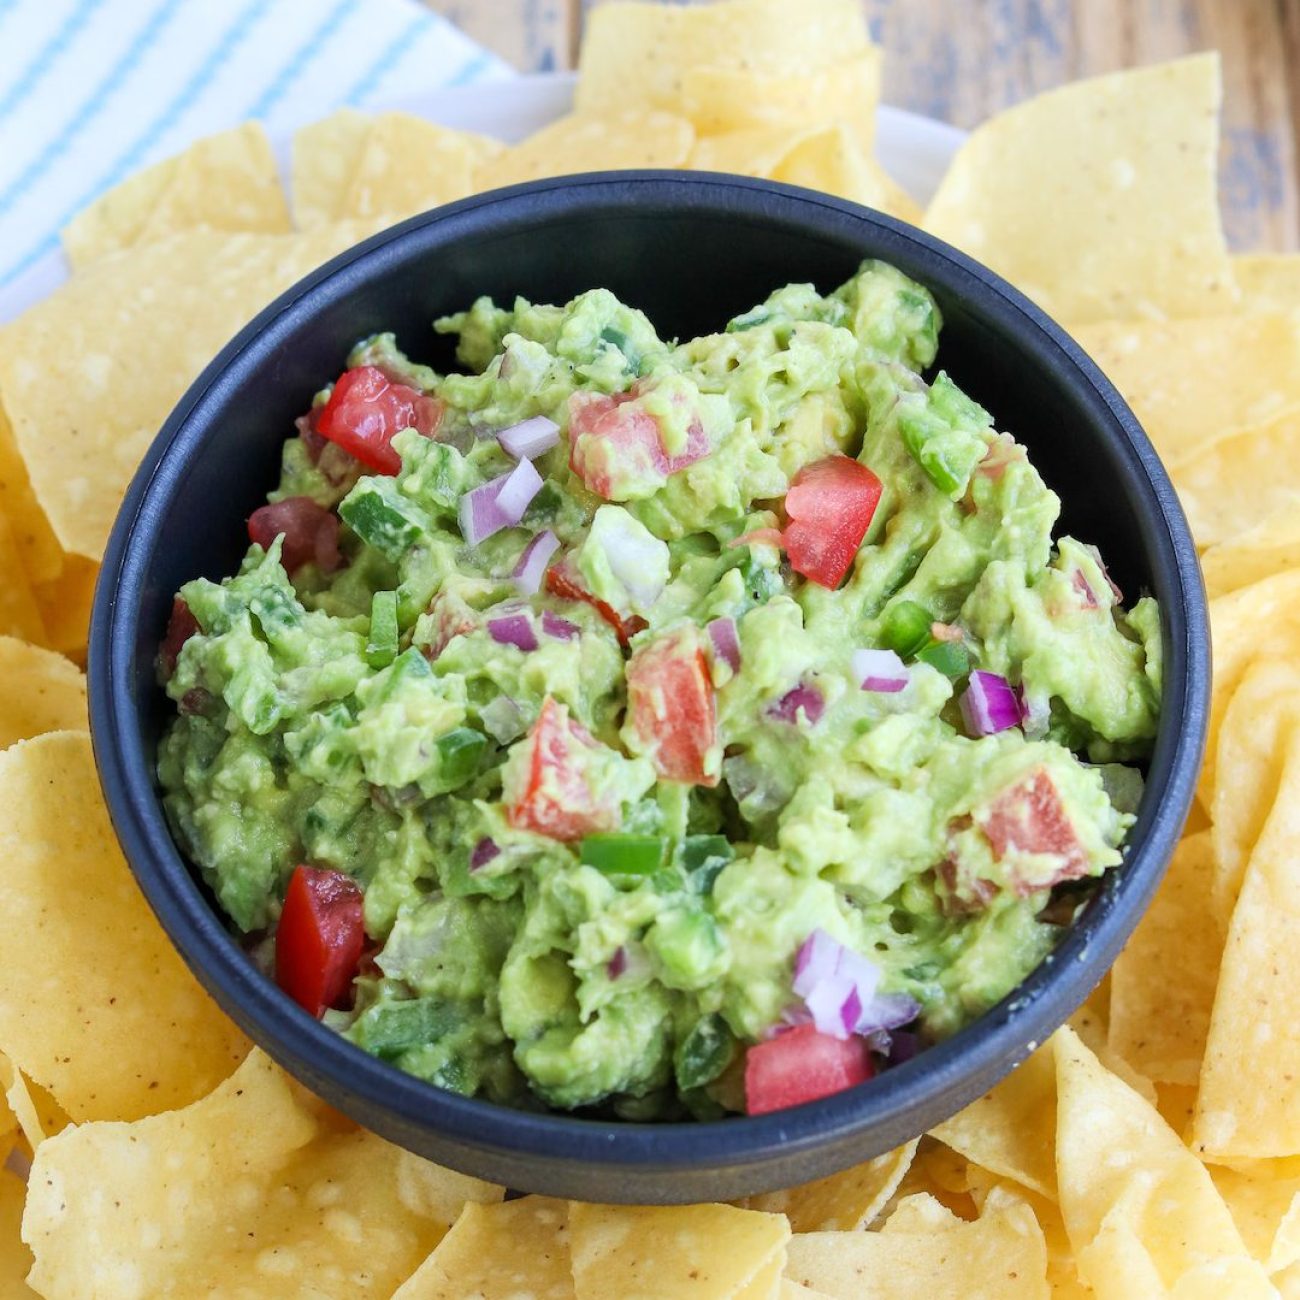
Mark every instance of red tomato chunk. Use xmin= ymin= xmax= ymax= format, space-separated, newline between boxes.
xmin=625 ymin=628 xmax=719 ymax=786
xmin=315 ymin=365 xmax=443 ymax=475
xmin=248 ymin=496 xmax=342 ymax=575
xmin=745 ymin=1025 xmax=874 ymax=1115
xmin=159 ymin=597 xmax=200 ymax=680
xmin=275 ymin=864 xmax=366 ymax=1017
xmin=783 ymin=454 xmax=882 ymax=589
xmin=981 ymin=767 xmax=1090 ymax=892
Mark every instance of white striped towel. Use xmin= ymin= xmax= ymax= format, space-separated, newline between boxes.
xmin=0 ymin=0 xmax=512 ymax=296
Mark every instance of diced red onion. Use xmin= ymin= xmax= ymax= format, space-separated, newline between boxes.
xmin=513 ymin=529 xmax=559 ymax=595
xmin=707 ymin=616 xmax=741 ymax=674
xmin=607 ymin=946 xmax=628 ymax=979
xmin=470 ymin=838 xmax=500 ymax=871
xmin=792 ymin=929 xmax=916 ymax=1042
xmin=856 ymin=991 xmax=921 ymax=1035
xmin=541 ymin=610 xmax=580 ymax=641
xmin=458 ymin=458 xmax=543 ymax=546
xmin=886 ymin=1028 xmax=920 ymax=1066
xmin=480 ymin=695 xmax=525 ymax=744
xmin=499 ymin=416 xmax=560 ymax=460
xmin=487 ymin=613 xmax=538 ymax=652
xmin=851 ymin=648 xmax=908 ymax=693
xmin=768 ymin=682 xmax=824 ymax=725
xmin=960 ymin=670 xmax=1024 ymax=737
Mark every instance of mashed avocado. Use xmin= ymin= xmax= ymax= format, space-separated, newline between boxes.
xmin=158 ymin=262 xmax=1160 ymax=1118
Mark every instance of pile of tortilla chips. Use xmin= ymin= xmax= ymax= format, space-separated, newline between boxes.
xmin=2 ymin=0 xmax=1299 ymax=1294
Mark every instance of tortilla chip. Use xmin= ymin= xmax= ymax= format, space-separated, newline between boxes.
xmin=1233 ymin=254 xmax=1300 ymax=314
xmin=1202 ymin=508 xmax=1300 ymax=599
xmin=1053 ymin=1026 xmax=1270 ymax=1295
xmin=0 ymin=512 xmax=45 ymax=643
xmin=924 ymin=55 xmax=1236 ymax=324
xmin=1 ymin=1056 xmax=69 ymax=1150
xmin=969 ymin=1182 xmax=1089 ymax=1300
xmin=568 ymin=1202 xmax=788 ymax=1299
xmin=30 ymin=557 xmax=97 ymax=666
xmin=744 ymin=1139 xmax=917 ymax=1231
xmin=1071 ymin=314 xmax=1300 ymax=468
xmin=1171 ymin=407 xmax=1300 ymax=550
xmin=339 ymin=112 xmax=502 ymax=221
xmin=474 ymin=111 xmax=695 ymax=192
xmin=0 ymin=402 xmax=63 ymax=588
xmin=0 ymin=1168 xmax=35 ymax=1298
xmin=784 ymin=1198 xmax=1048 ymax=1298
xmin=0 ymin=636 xmax=85 ymax=750
xmin=680 ymin=50 xmax=881 ymax=148
xmin=575 ymin=0 xmax=871 ymax=116
xmin=1194 ymin=736 xmax=1300 ymax=1160
xmin=23 ymin=1048 xmax=501 ymax=1298
xmin=1108 ymin=831 xmax=1226 ymax=1085
xmin=62 ymin=123 xmax=290 ymax=269
xmin=879 ymin=1192 xmax=965 ymax=1233
xmin=291 ymin=109 xmax=375 ymax=229
xmin=779 ymin=1282 xmax=835 ymax=1300
xmin=1154 ymin=1083 xmax=1200 ymax=1142
xmin=0 ymin=223 xmax=382 ymax=561
xmin=0 ymin=732 xmax=249 ymax=1121
xmin=1212 ymin=1163 xmax=1300 ymax=1274
xmin=1065 ymin=980 xmax=1157 ymax=1105
xmin=929 ymin=1043 xmax=1057 ymax=1200
xmin=392 ymin=1196 xmax=572 ymax=1299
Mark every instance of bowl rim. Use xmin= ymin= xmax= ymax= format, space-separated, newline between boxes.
xmin=88 ymin=170 xmax=1209 ymax=1193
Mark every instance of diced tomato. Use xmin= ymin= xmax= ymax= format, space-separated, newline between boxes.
xmin=782 ymin=455 xmax=882 ymax=589
xmin=545 ymin=564 xmax=647 ymax=646
xmin=505 ymin=696 xmax=620 ymax=841
xmin=422 ymin=590 xmax=480 ymax=662
xmin=248 ymin=496 xmax=342 ymax=575
xmin=625 ymin=627 xmax=718 ymax=786
xmin=745 ymin=1025 xmax=874 ymax=1115
xmin=568 ymin=383 xmax=709 ymax=500
xmin=315 ymin=365 xmax=443 ymax=475
xmin=159 ymin=597 xmax=200 ymax=680
xmin=980 ymin=768 xmax=1090 ymax=894
xmin=275 ymin=864 xmax=366 ymax=1018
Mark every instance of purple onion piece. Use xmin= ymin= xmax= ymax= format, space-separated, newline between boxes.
xmin=541 ymin=610 xmax=580 ymax=641
xmin=607 ymin=946 xmax=628 ymax=980
xmin=855 ymin=991 xmax=921 ymax=1036
xmin=886 ymin=1028 xmax=920 ymax=1067
xmin=487 ymin=613 xmax=539 ymax=652
xmin=768 ymin=681 xmax=824 ymax=725
xmin=851 ymin=647 xmax=909 ymax=693
xmin=959 ymin=669 xmax=1023 ymax=737
xmin=470 ymin=838 xmax=500 ymax=871
xmin=706 ymin=616 xmax=741 ymax=674
xmin=513 ymin=529 xmax=559 ymax=595
xmin=498 ymin=416 xmax=560 ymax=460
xmin=458 ymin=458 xmax=543 ymax=546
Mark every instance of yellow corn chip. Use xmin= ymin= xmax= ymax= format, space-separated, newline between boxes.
xmin=744 ymin=1139 xmax=917 ymax=1231
xmin=784 ymin=1198 xmax=1049 ymax=1298
xmin=392 ymin=1196 xmax=572 ymax=1299
xmin=968 ymin=1182 xmax=1089 ymax=1300
xmin=1053 ymin=1026 xmax=1271 ymax=1296
xmin=929 ymin=1043 xmax=1057 ymax=1200
xmin=1154 ymin=1082 xmax=1200 ymax=1142
xmin=0 ymin=1167 xmax=35 ymax=1298
xmin=1233 ymin=254 xmax=1300 ymax=314
xmin=879 ymin=1192 xmax=965 ymax=1233
xmin=23 ymin=1048 xmax=502 ymax=1299
xmin=0 ymin=401 xmax=63 ymax=588
xmin=924 ymin=55 xmax=1236 ymax=324
xmin=0 ymin=1053 xmax=70 ymax=1149
xmin=291 ymin=108 xmax=375 ymax=228
xmin=0 ymin=511 xmax=45 ymax=643
xmin=1066 ymin=981 xmax=1157 ymax=1104
xmin=340 ymin=112 xmax=502 ymax=221
xmin=1203 ymin=508 xmax=1300 ymax=599
xmin=1212 ymin=1163 xmax=1300 ymax=1274
xmin=568 ymin=1202 xmax=789 ymax=1299
xmin=0 ymin=636 xmax=84 ymax=750
xmin=1194 ymin=736 xmax=1300 ymax=1161
xmin=475 ymin=111 xmax=695 ymax=192
xmin=0 ymin=732 xmax=249 ymax=1121
xmin=1108 ymin=831 xmax=1226 ymax=1085
xmin=779 ymin=1282 xmax=836 ymax=1300
xmin=1071 ymin=314 xmax=1300 ymax=467
xmin=0 ymin=223 xmax=383 ymax=561
xmin=1171 ymin=407 xmax=1300 ymax=550
xmin=576 ymin=0 xmax=871 ymax=115
xmin=62 ymin=123 xmax=291 ymax=269
xmin=31 ymin=556 xmax=98 ymax=666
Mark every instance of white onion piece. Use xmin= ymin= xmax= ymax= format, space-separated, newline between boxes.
xmin=499 ymin=416 xmax=560 ymax=459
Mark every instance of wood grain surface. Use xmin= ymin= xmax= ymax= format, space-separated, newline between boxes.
xmin=425 ymin=0 xmax=1300 ymax=251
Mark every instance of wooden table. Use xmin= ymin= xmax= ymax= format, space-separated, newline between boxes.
xmin=426 ymin=0 xmax=1300 ymax=252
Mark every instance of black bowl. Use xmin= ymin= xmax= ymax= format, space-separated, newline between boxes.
xmin=89 ymin=173 xmax=1209 ymax=1204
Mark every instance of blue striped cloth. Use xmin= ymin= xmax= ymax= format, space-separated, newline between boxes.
xmin=0 ymin=0 xmax=511 ymax=293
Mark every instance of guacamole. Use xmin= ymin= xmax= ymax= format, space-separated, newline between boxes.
xmin=158 ymin=261 xmax=1161 ymax=1119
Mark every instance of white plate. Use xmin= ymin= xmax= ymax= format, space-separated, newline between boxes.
xmin=0 ymin=71 xmax=965 ymax=324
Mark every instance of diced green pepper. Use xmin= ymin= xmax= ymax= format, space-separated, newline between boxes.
xmin=339 ymin=480 xmax=426 ymax=561
xmin=366 ymin=590 xmax=399 ymax=669
xmin=674 ymin=1012 xmax=736 ymax=1091
xmin=580 ymin=833 xmax=667 ymax=877
xmin=917 ymin=638 xmax=970 ymax=679
xmin=351 ymin=998 xmax=459 ymax=1057
xmin=879 ymin=600 xmax=933 ymax=659
xmin=436 ymin=728 xmax=487 ymax=787
xmin=679 ymin=834 xmax=733 ymax=895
